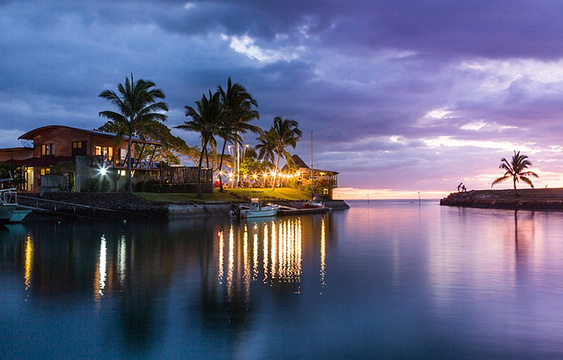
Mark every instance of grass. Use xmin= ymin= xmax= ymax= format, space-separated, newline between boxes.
xmin=136 ymin=187 xmax=312 ymax=203
xmin=226 ymin=188 xmax=311 ymax=200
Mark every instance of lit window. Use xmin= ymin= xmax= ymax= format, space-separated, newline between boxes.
xmin=41 ymin=144 xmax=55 ymax=156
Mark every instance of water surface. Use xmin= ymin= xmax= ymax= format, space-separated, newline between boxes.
xmin=2 ymin=200 xmax=563 ymax=359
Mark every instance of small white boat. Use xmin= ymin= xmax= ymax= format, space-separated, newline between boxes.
xmin=303 ymin=195 xmax=325 ymax=209
xmin=230 ymin=198 xmax=279 ymax=218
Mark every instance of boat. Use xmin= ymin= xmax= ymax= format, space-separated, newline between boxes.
xmin=230 ymin=198 xmax=279 ymax=218
xmin=0 ymin=188 xmax=32 ymax=223
xmin=0 ymin=188 xmax=18 ymax=223
xmin=303 ymin=194 xmax=326 ymax=209
xmin=10 ymin=209 xmax=32 ymax=223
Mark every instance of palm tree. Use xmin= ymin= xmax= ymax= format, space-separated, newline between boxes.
xmin=217 ymin=78 xmax=261 ymax=191
xmin=176 ymin=91 xmax=223 ymax=198
xmin=492 ymin=150 xmax=539 ymax=195
xmin=98 ymin=74 xmax=168 ymax=193
xmin=256 ymin=129 xmax=277 ymax=187
xmin=259 ymin=117 xmax=302 ymax=190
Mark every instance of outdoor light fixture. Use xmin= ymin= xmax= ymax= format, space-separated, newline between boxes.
xmin=99 ymin=166 xmax=108 ymax=176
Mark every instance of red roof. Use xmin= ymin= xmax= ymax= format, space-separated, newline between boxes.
xmin=18 ymin=125 xmax=161 ymax=145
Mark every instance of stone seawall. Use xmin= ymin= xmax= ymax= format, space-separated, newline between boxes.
xmin=440 ymin=189 xmax=563 ymax=211
xmin=29 ymin=193 xmax=350 ymax=219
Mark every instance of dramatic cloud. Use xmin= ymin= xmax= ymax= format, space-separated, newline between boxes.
xmin=2 ymin=0 xmax=563 ymax=198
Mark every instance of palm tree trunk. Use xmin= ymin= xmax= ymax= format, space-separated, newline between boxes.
xmin=218 ymin=139 xmax=227 ymax=192
xmin=127 ymin=136 xmax=133 ymax=193
xmin=271 ymin=153 xmax=280 ymax=191
xmin=196 ymin=138 xmax=209 ymax=198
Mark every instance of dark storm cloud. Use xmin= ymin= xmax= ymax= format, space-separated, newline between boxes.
xmin=2 ymin=0 xmax=563 ymax=193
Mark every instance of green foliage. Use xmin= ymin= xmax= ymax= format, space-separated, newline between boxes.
xmin=98 ymin=73 xmax=169 ymax=193
xmin=85 ymin=178 xmax=100 ymax=192
xmin=100 ymin=178 xmax=111 ymax=192
xmin=51 ymin=161 xmax=75 ymax=174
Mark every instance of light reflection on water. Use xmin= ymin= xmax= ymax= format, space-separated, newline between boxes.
xmin=2 ymin=201 xmax=563 ymax=358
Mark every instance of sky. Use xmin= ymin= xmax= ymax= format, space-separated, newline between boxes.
xmin=3 ymin=0 xmax=563 ymax=199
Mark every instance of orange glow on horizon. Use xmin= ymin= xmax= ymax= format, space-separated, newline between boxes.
xmin=333 ymin=187 xmax=450 ymax=200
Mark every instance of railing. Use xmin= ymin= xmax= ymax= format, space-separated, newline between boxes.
xmin=18 ymin=195 xmax=95 ymax=218
xmin=89 ymin=156 xmax=160 ymax=171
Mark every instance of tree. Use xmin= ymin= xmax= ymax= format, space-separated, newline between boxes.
xmin=258 ymin=117 xmax=302 ymax=190
xmin=175 ymin=91 xmax=223 ymax=198
xmin=492 ymin=150 xmax=539 ymax=195
xmin=217 ymin=78 xmax=261 ymax=191
xmin=98 ymin=74 xmax=168 ymax=193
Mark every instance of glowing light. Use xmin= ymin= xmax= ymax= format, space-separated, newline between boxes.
xmin=99 ymin=166 xmax=107 ymax=176
xmin=24 ymin=235 xmax=33 ymax=291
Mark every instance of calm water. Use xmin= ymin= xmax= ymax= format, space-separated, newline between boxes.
xmin=2 ymin=200 xmax=563 ymax=359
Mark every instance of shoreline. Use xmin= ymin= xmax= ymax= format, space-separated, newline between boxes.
xmin=21 ymin=193 xmax=350 ymax=219
xmin=440 ymin=188 xmax=563 ymax=211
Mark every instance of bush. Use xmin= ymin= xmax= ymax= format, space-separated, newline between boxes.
xmin=100 ymin=178 xmax=111 ymax=193
xmin=85 ymin=178 xmax=100 ymax=192
xmin=144 ymin=180 xmax=161 ymax=192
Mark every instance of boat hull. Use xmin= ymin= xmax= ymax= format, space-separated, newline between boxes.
xmin=10 ymin=209 xmax=32 ymax=222
xmin=0 ymin=204 xmax=16 ymax=223
xmin=240 ymin=208 xmax=278 ymax=218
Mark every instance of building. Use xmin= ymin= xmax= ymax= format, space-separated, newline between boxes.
xmin=0 ymin=125 xmax=212 ymax=194
xmin=281 ymin=154 xmax=339 ymax=198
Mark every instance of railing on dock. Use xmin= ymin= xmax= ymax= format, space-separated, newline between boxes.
xmin=18 ymin=195 xmax=97 ymax=218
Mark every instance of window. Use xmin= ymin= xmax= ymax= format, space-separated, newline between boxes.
xmin=41 ymin=144 xmax=55 ymax=156
xmin=95 ymin=146 xmax=113 ymax=160
xmin=72 ymin=141 xmax=87 ymax=156
xmin=119 ymin=148 xmax=127 ymax=160
xmin=40 ymin=168 xmax=50 ymax=176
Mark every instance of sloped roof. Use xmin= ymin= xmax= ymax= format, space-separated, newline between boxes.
xmin=281 ymin=154 xmax=338 ymax=175
xmin=18 ymin=125 xmax=161 ymax=145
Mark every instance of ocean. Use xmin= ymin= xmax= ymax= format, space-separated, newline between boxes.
xmin=2 ymin=200 xmax=563 ymax=359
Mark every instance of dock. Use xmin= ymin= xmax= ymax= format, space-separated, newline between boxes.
xmin=276 ymin=205 xmax=331 ymax=216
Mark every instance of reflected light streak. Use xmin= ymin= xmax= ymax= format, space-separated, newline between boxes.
xmin=94 ymin=235 xmax=107 ymax=302
xmin=227 ymin=225 xmax=234 ymax=301
xmin=215 ymin=217 xmax=318 ymax=303
xmin=98 ymin=236 xmax=107 ymax=296
xmin=320 ymin=217 xmax=326 ymax=288
xmin=244 ymin=224 xmax=250 ymax=304
xmin=218 ymin=229 xmax=224 ymax=284
xmin=117 ymin=235 xmax=126 ymax=286
xmin=24 ymin=234 xmax=33 ymax=291
xmin=263 ymin=224 xmax=269 ymax=283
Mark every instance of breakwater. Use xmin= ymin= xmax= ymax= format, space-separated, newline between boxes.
xmin=440 ymin=188 xmax=563 ymax=210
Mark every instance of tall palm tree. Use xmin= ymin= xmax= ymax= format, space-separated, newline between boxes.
xmin=492 ymin=150 xmax=539 ymax=195
xmin=176 ymin=91 xmax=223 ymax=198
xmin=256 ymin=129 xmax=277 ymax=188
xmin=98 ymin=74 xmax=168 ymax=193
xmin=260 ymin=117 xmax=302 ymax=190
xmin=217 ymin=78 xmax=261 ymax=191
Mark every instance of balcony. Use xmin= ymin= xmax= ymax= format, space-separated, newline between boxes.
xmin=89 ymin=156 xmax=160 ymax=171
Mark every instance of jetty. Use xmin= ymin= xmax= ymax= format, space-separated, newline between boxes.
xmin=276 ymin=205 xmax=331 ymax=216
xmin=440 ymin=188 xmax=563 ymax=211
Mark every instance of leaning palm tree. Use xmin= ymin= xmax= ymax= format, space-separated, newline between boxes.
xmin=217 ymin=78 xmax=261 ymax=191
xmin=262 ymin=117 xmax=302 ymax=190
xmin=98 ymin=74 xmax=168 ymax=193
xmin=175 ymin=91 xmax=223 ymax=198
xmin=492 ymin=150 xmax=539 ymax=196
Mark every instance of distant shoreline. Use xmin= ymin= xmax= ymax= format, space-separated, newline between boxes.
xmin=440 ymin=188 xmax=563 ymax=211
